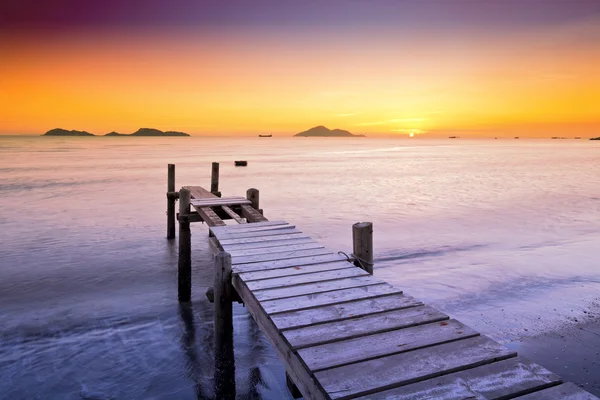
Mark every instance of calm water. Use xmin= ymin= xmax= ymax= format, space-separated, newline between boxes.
xmin=1 ymin=136 xmax=600 ymax=399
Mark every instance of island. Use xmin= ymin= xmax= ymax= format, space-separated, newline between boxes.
xmin=43 ymin=128 xmax=94 ymax=136
xmin=590 ymin=137 xmax=600 ymax=140
xmin=43 ymin=128 xmax=190 ymax=137
xmin=294 ymin=125 xmax=365 ymax=137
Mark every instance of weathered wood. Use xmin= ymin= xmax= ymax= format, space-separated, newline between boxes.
xmin=245 ymin=268 xmax=368 ymax=291
xmin=217 ymin=227 xmax=300 ymax=241
xmin=254 ymin=275 xmax=383 ymax=302
xmin=316 ymin=335 xmax=517 ymax=399
xmin=353 ymin=222 xmax=373 ymax=274
xmin=213 ymin=220 xmax=288 ymax=231
xmin=227 ymin=242 xmax=325 ymax=258
xmin=184 ymin=185 xmax=216 ymax=199
xmin=232 ymin=248 xmax=333 ymax=265
xmin=191 ymin=204 xmax=226 ymax=227
xmin=240 ymin=204 xmax=268 ymax=223
xmin=211 ymin=162 xmax=221 ymax=197
xmin=271 ymin=293 xmax=422 ymax=330
xmin=233 ymin=253 xmax=348 ymax=274
xmin=239 ymin=261 xmax=354 ymax=282
xmin=231 ymin=275 xmax=328 ymax=400
xmin=286 ymin=371 xmax=302 ymax=399
xmin=247 ymin=188 xmax=260 ymax=209
xmin=190 ymin=197 xmax=252 ymax=207
xmin=355 ymin=357 xmax=563 ymax=400
xmin=515 ymin=382 xmax=597 ymax=400
xmin=214 ymin=252 xmax=235 ymax=399
xmin=220 ymin=205 xmax=245 ymax=224
xmin=261 ymin=283 xmax=403 ymax=314
xmin=299 ymin=319 xmax=478 ymax=371
xmin=222 ymin=237 xmax=316 ymax=252
xmin=208 ymin=236 xmax=221 ymax=255
xmin=211 ymin=222 xmax=290 ymax=235
xmin=219 ymin=232 xmax=309 ymax=246
xmin=167 ymin=164 xmax=176 ymax=239
xmin=178 ymin=187 xmax=191 ymax=302
xmin=283 ymin=305 xmax=448 ymax=349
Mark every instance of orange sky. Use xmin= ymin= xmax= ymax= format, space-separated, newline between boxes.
xmin=1 ymin=3 xmax=599 ymax=137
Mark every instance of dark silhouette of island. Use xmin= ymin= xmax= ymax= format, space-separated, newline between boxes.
xmin=43 ymin=128 xmax=189 ymax=137
xmin=590 ymin=137 xmax=600 ymax=140
xmin=294 ymin=125 xmax=365 ymax=137
xmin=43 ymin=128 xmax=94 ymax=136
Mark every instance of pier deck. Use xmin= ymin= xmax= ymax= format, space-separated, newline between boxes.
xmin=208 ymin=221 xmax=597 ymax=400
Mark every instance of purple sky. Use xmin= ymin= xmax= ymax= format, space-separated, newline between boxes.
xmin=2 ymin=0 xmax=600 ymax=34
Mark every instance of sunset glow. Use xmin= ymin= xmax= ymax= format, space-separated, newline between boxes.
xmin=1 ymin=1 xmax=599 ymax=137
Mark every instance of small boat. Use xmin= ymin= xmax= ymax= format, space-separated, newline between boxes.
xmin=235 ymin=160 xmax=248 ymax=167
xmin=258 ymin=134 xmax=272 ymax=138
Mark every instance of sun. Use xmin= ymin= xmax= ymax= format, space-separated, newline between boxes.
xmin=409 ymin=132 xmax=415 ymax=138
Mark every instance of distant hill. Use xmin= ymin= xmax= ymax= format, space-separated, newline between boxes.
xmin=43 ymin=128 xmax=94 ymax=136
xmin=294 ymin=125 xmax=365 ymax=137
xmin=128 ymin=128 xmax=189 ymax=137
xmin=591 ymin=137 xmax=600 ymax=140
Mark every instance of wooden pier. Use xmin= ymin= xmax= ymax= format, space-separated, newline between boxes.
xmin=167 ymin=164 xmax=598 ymax=400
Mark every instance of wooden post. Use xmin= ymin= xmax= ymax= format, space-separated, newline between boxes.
xmin=211 ymin=162 xmax=221 ymax=197
xmin=167 ymin=164 xmax=176 ymax=239
xmin=214 ymin=251 xmax=235 ymax=399
xmin=178 ymin=187 xmax=192 ymax=302
xmin=352 ymin=222 xmax=373 ymax=274
xmin=246 ymin=188 xmax=259 ymax=209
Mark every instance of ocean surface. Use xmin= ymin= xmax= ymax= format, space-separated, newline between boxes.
xmin=1 ymin=136 xmax=599 ymax=399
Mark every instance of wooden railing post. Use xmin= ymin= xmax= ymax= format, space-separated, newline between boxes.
xmin=214 ymin=251 xmax=235 ymax=399
xmin=247 ymin=188 xmax=259 ymax=210
xmin=178 ymin=187 xmax=191 ymax=301
xmin=211 ymin=162 xmax=221 ymax=197
xmin=167 ymin=164 xmax=176 ymax=239
xmin=352 ymin=222 xmax=373 ymax=274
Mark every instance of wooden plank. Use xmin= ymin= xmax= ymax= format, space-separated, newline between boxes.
xmin=212 ymin=222 xmax=291 ymax=235
xmin=211 ymin=220 xmax=288 ymax=233
xmin=227 ymin=242 xmax=324 ymax=257
xmin=315 ymin=335 xmax=518 ymax=399
xmin=208 ymin=237 xmax=222 ymax=255
xmin=262 ymin=283 xmax=403 ymax=314
xmin=190 ymin=197 xmax=251 ymax=207
xmin=233 ymin=253 xmax=348 ymax=274
xmin=222 ymin=237 xmax=317 ymax=252
xmin=240 ymin=204 xmax=268 ymax=223
xmin=185 ymin=185 xmax=216 ymax=199
xmin=220 ymin=205 xmax=245 ymax=224
xmin=355 ymin=357 xmax=563 ymax=400
xmin=299 ymin=319 xmax=478 ymax=371
xmin=515 ymin=382 xmax=598 ymax=400
xmin=216 ymin=227 xmax=300 ymax=240
xmin=271 ymin=293 xmax=422 ymax=330
xmin=253 ymin=275 xmax=383 ymax=302
xmin=240 ymin=261 xmax=354 ymax=282
xmin=283 ymin=305 xmax=448 ymax=349
xmin=192 ymin=205 xmax=226 ymax=227
xmin=231 ymin=275 xmax=328 ymax=400
xmin=245 ymin=268 xmax=369 ymax=291
xmin=219 ymin=233 xmax=310 ymax=246
xmin=231 ymin=248 xmax=332 ymax=265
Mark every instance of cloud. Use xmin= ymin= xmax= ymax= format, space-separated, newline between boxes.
xmin=335 ymin=113 xmax=356 ymax=117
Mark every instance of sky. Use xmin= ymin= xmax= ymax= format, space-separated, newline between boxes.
xmin=1 ymin=0 xmax=599 ymax=137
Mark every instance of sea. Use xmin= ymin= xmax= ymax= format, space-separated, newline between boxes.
xmin=1 ymin=136 xmax=599 ymax=399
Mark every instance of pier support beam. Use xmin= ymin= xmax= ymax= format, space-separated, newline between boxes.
xmin=167 ymin=164 xmax=176 ymax=239
xmin=211 ymin=162 xmax=221 ymax=197
xmin=178 ymin=187 xmax=192 ymax=302
xmin=286 ymin=371 xmax=302 ymax=399
xmin=214 ymin=251 xmax=235 ymax=399
xmin=352 ymin=222 xmax=373 ymax=274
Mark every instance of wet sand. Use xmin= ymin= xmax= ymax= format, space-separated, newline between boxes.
xmin=507 ymin=321 xmax=600 ymax=396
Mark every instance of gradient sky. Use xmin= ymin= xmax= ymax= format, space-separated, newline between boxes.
xmin=1 ymin=0 xmax=599 ymax=137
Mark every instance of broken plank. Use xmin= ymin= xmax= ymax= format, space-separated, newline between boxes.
xmin=221 ymin=237 xmax=316 ymax=252
xmin=216 ymin=227 xmax=300 ymax=241
xmin=210 ymin=220 xmax=288 ymax=233
xmin=239 ymin=261 xmax=354 ymax=282
xmin=284 ymin=305 xmax=448 ymax=349
xmin=192 ymin=205 xmax=226 ymax=227
xmin=232 ymin=253 xmax=348 ymax=274
xmin=220 ymin=205 xmax=245 ymax=224
xmin=299 ymin=319 xmax=478 ymax=371
xmin=253 ymin=275 xmax=383 ymax=302
xmin=218 ymin=232 xmax=309 ymax=246
xmin=271 ymin=293 xmax=422 ymax=330
xmin=212 ymin=223 xmax=292 ymax=236
xmin=240 ymin=204 xmax=268 ymax=223
xmin=245 ymin=267 xmax=368 ymax=291
xmin=514 ymin=382 xmax=597 ymax=400
xmin=260 ymin=283 xmax=403 ymax=315
xmin=227 ymin=242 xmax=325 ymax=258
xmin=185 ymin=186 xmax=216 ymax=199
xmin=231 ymin=248 xmax=332 ymax=265
xmin=190 ymin=197 xmax=251 ymax=207
xmin=356 ymin=357 xmax=562 ymax=400
xmin=315 ymin=335 xmax=517 ymax=400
